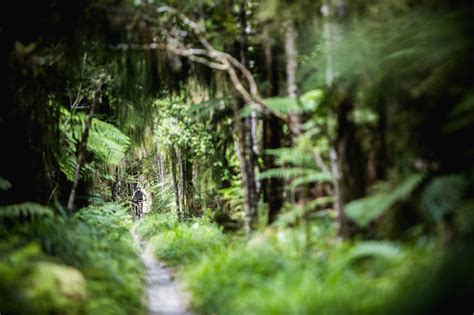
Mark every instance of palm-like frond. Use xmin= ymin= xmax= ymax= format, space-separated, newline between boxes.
xmin=0 ymin=177 xmax=12 ymax=191
xmin=421 ymin=173 xmax=469 ymax=224
xmin=275 ymin=196 xmax=334 ymax=228
xmin=345 ymin=174 xmax=424 ymax=227
xmin=0 ymin=202 xmax=54 ymax=218
xmin=88 ymin=118 xmax=131 ymax=164
xmin=56 ymin=107 xmax=130 ymax=180
xmin=347 ymin=241 xmax=403 ymax=262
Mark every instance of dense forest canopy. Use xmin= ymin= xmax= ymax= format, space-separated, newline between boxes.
xmin=1 ymin=0 xmax=474 ymax=314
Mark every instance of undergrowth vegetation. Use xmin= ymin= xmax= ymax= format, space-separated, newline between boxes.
xmin=0 ymin=203 xmax=144 ymax=315
xmin=138 ymin=211 xmax=226 ymax=266
xmin=138 ymin=207 xmax=446 ymax=315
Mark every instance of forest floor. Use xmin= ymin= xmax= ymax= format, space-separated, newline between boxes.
xmin=132 ymin=226 xmax=191 ymax=315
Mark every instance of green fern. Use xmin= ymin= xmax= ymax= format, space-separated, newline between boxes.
xmin=0 ymin=203 xmax=54 ymax=218
xmin=262 ymin=97 xmax=301 ymax=115
xmin=258 ymin=167 xmax=312 ymax=180
xmin=88 ymin=118 xmax=130 ymax=164
xmin=275 ymin=197 xmax=334 ymax=228
xmin=348 ymin=241 xmax=403 ymax=261
xmin=289 ymin=172 xmax=333 ymax=189
xmin=56 ymin=107 xmax=130 ymax=180
xmin=265 ymin=148 xmax=316 ymax=167
xmin=0 ymin=177 xmax=12 ymax=191
xmin=261 ymin=89 xmax=323 ymax=116
xmin=421 ymin=174 xmax=469 ymax=224
xmin=345 ymin=174 xmax=424 ymax=227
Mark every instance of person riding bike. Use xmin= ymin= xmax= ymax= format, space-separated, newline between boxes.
xmin=131 ymin=184 xmax=146 ymax=220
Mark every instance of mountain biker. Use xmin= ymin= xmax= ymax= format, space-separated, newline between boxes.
xmin=131 ymin=184 xmax=146 ymax=219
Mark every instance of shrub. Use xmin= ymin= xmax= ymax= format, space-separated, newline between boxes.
xmin=0 ymin=203 xmax=145 ymax=315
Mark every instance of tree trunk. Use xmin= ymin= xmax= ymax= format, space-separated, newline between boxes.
xmin=157 ymin=152 xmax=165 ymax=184
xmin=185 ymin=157 xmax=194 ymax=215
xmin=233 ymin=100 xmax=259 ymax=232
xmin=170 ymin=147 xmax=181 ymax=220
xmin=178 ymin=148 xmax=186 ymax=219
xmin=262 ymin=25 xmax=284 ymax=224
xmin=334 ymin=92 xmax=366 ymax=238
xmin=111 ymin=166 xmax=121 ymax=201
xmin=321 ymin=0 xmax=334 ymax=86
xmin=285 ymin=21 xmax=302 ymax=136
xmin=233 ymin=0 xmax=259 ymax=232
xmin=66 ymin=79 xmax=103 ymax=212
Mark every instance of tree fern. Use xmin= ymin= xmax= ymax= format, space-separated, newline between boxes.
xmin=88 ymin=118 xmax=130 ymax=164
xmin=56 ymin=107 xmax=130 ymax=180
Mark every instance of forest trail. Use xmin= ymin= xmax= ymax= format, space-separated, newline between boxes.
xmin=132 ymin=227 xmax=191 ymax=315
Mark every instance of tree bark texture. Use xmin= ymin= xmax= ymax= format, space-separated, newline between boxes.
xmin=170 ymin=147 xmax=181 ymax=221
xmin=66 ymin=79 xmax=103 ymax=212
xmin=334 ymin=92 xmax=366 ymax=238
xmin=262 ymin=25 xmax=284 ymax=224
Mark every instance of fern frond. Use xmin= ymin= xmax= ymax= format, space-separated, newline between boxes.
xmin=345 ymin=173 xmax=424 ymax=227
xmin=88 ymin=118 xmax=130 ymax=164
xmin=56 ymin=106 xmax=130 ymax=180
xmin=258 ymin=167 xmax=313 ymax=180
xmin=347 ymin=241 xmax=403 ymax=262
xmin=274 ymin=197 xmax=334 ymax=227
xmin=265 ymin=148 xmax=316 ymax=167
xmin=262 ymin=97 xmax=301 ymax=115
xmin=289 ymin=172 xmax=333 ymax=189
xmin=0 ymin=177 xmax=12 ymax=191
xmin=0 ymin=202 xmax=54 ymax=218
xmin=421 ymin=174 xmax=468 ymax=224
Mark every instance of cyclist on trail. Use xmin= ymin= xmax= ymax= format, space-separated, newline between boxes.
xmin=131 ymin=184 xmax=146 ymax=219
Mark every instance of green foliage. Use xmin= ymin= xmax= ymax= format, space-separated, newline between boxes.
xmin=0 ymin=242 xmax=87 ymax=315
xmin=0 ymin=177 xmax=12 ymax=191
xmin=259 ymin=133 xmax=332 ymax=198
xmin=422 ymin=174 xmax=470 ymax=224
xmin=345 ymin=174 xmax=424 ymax=227
xmin=261 ymin=89 xmax=324 ymax=116
xmin=0 ymin=203 xmax=54 ymax=219
xmin=154 ymin=97 xmax=215 ymax=159
xmin=182 ymin=224 xmax=432 ymax=315
xmin=140 ymin=212 xmax=226 ymax=266
xmin=0 ymin=203 xmax=145 ymax=315
xmin=219 ymin=182 xmax=244 ymax=214
xmin=57 ymin=106 xmax=130 ymax=181
xmin=275 ymin=197 xmax=334 ymax=228
xmin=88 ymin=118 xmax=131 ymax=164
xmin=262 ymin=97 xmax=300 ymax=115
xmin=136 ymin=211 xmax=179 ymax=241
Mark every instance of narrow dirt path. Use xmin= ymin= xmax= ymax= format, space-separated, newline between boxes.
xmin=132 ymin=227 xmax=191 ymax=315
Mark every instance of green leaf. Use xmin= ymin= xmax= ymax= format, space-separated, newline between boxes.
xmin=0 ymin=177 xmax=12 ymax=191
xmin=345 ymin=174 xmax=424 ymax=227
xmin=262 ymin=97 xmax=300 ymax=115
xmin=0 ymin=202 xmax=54 ymax=218
xmin=347 ymin=241 xmax=403 ymax=261
xmin=421 ymin=174 xmax=468 ymax=224
xmin=300 ymin=89 xmax=324 ymax=112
